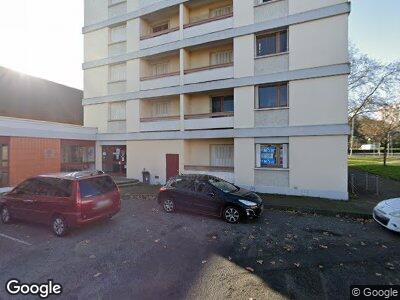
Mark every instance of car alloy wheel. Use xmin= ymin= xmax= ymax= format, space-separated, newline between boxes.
xmin=163 ymin=199 xmax=175 ymax=213
xmin=1 ymin=206 xmax=11 ymax=224
xmin=52 ymin=216 xmax=67 ymax=237
xmin=224 ymin=207 xmax=240 ymax=223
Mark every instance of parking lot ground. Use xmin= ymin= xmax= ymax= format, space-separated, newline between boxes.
xmin=1 ymin=194 xmax=400 ymax=299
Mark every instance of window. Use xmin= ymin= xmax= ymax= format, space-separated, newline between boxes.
xmin=258 ymin=83 xmax=288 ymax=109
xmin=210 ymin=145 xmax=234 ymax=167
xmin=211 ymin=95 xmax=234 ymax=113
xmin=109 ymin=63 xmax=126 ymax=82
xmin=151 ymin=62 xmax=169 ymax=76
xmin=208 ymin=177 xmax=238 ymax=193
xmin=152 ymin=22 xmax=169 ymax=34
xmin=209 ymin=6 xmax=232 ymax=18
xmin=152 ymin=102 xmax=170 ymax=117
xmin=0 ymin=144 xmax=8 ymax=167
xmin=79 ymin=176 xmax=117 ymax=198
xmin=110 ymin=24 xmax=126 ymax=44
xmin=61 ymin=146 xmax=95 ymax=164
xmin=256 ymin=144 xmax=288 ymax=168
xmin=210 ymin=50 xmax=233 ymax=66
xmin=110 ymin=102 xmax=126 ymax=121
xmin=256 ymin=30 xmax=288 ymax=57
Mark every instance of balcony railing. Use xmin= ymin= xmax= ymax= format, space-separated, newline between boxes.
xmin=140 ymin=116 xmax=180 ymax=122
xmin=184 ymin=62 xmax=233 ymax=74
xmin=184 ymin=12 xmax=233 ymax=29
xmin=184 ymin=112 xmax=234 ymax=119
xmin=140 ymin=71 xmax=180 ymax=81
xmin=140 ymin=27 xmax=179 ymax=40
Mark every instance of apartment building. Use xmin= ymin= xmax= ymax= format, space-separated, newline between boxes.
xmin=83 ymin=0 xmax=351 ymax=200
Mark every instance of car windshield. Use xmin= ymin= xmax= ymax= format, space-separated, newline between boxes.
xmin=208 ymin=178 xmax=238 ymax=193
xmin=79 ymin=176 xmax=117 ymax=198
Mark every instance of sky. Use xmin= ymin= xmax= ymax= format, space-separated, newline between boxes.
xmin=0 ymin=0 xmax=398 ymax=90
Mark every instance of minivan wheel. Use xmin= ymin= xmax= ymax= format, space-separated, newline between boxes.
xmin=163 ymin=199 xmax=175 ymax=213
xmin=223 ymin=207 xmax=240 ymax=224
xmin=1 ymin=206 xmax=11 ymax=224
xmin=52 ymin=216 xmax=68 ymax=237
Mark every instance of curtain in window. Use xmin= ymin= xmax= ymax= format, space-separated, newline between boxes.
xmin=110 ymin=25 xmax=126 ymax=43
xmin=152 ymin=102 xmax=170 ymax=117
xmin=211 ymin=145 xmax=234 ymax=167
xmin=210 ymin=50 xmax=233 ymax=65
xmin=151 ymin=62 xmax=169 ymax=76
xmin=109 ymin=64 xmax=126 ymax=82
xmin=110 ymin=102 xmax=126 ymax=121
xmin=209 ymin=6 xmax=232 ymax=18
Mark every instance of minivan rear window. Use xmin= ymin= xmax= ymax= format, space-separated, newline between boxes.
xmin=79 ymin=176 xmax=117 ymax=198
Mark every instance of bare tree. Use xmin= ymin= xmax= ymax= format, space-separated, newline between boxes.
xmin=358 ymin=104 xmax=400 ymax=166
xmin=348 ymin=45 xmax=400 ymax=154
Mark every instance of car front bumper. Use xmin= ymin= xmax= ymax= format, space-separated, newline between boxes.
xmin=373 ymin=209 xmax=400 ymax=233
xmin=245 ymin=205 xmax=263 ymax=219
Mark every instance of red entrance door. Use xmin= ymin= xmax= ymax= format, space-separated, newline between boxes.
xmin=166 ymin=154 xmax=179 ymax=181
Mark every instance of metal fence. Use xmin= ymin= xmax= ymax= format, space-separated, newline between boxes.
xmin=348 ymin=172 xmax=380 ymax=196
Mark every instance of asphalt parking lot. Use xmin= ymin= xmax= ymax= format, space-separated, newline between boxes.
xmin=1 ymin=192 xmax=400 ymax=300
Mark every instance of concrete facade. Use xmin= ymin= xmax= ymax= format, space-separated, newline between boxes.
xmin=83 ymin=0 xmax=350 ymax=200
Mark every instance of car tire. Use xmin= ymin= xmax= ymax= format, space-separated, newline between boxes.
xmin=52 ymin=215 xmax=68 ymax=237
xmin=0 ymin=206 xmax=11 ymax=224
xmin=162 ymin=198 xmax=175 ymax=213
xmin=223 ymin=206 xmax=241 ymax=224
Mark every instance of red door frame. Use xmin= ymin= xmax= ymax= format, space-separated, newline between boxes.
xmin=166 ymin=154 xmax=179 ymax=181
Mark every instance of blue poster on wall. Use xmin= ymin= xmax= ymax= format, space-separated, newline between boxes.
xmin=261 ymin=146 xmax=276 ymax=166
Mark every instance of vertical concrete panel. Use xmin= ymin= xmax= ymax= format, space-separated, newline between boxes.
xmin=234 ymin=35 xmax=255 ymax=78
xmin=234 ymin=86 xmax=255 ymax=128
xmin=127 ymin=19 xmax=140 ymax=53
xmin=85 ymin=0 xmax=108 ymax=26
xmin=233 ymin=0 xmax=254 ymax=27
xmin=84 ymin=103 xmax=109 ymax=133
xmin=127 ymin=59 xmax=140 ymax=92
xmin=289 ymin=15 xmax=349 ymax=70
xmin=126 ymin=100 xmax=140 ymax=132
xmin=289 ymin=135 xmax=348 ymax=200
xmin=288 ymin=0 xmax=347 ymax=14
xmin=127 ymin=0 xmax=140 ymax=12
xmin=84 ymin=28 xmax=109 ymax=62
xmin=95 ymin=142 xmax=103 ymax=170
xmin=234 ymin=138 xmax=255 ymax=188
xmin=84 ymin=66 xmax=108 ymax=99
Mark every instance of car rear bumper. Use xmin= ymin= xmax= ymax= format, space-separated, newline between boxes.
xmin=66 ymin=206 xmax=120 ymax=227
xmin=373 ymin=210 xmax=400 ymax=233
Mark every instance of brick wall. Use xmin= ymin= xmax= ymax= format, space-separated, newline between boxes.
xmin=9 ymin=137 xmax=61 ymax=186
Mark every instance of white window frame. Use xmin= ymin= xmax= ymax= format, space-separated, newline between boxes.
xmin=109 ymin=63 xmax=126 ymax=83
xmin=109 ymin=102 xmax=126 ymax=121
xmin=210 ymin=144 xmax=234 ymax=167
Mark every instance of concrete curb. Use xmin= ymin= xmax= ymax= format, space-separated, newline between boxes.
xmin=264 ymin=204 xmax=373 ymax=220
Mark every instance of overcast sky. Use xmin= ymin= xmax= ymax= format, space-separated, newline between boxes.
xmin=0 ymin=0 xmax=398 ymax=90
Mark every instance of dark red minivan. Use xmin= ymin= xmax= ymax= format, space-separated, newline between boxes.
xmin=0 ymin=171 xmax=121 ymax=237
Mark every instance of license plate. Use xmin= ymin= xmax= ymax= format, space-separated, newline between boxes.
xmin=94 ymin=199 xmax=112 ymax=210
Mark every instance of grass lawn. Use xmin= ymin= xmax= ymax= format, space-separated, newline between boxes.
xmin=349 ymin=156 xmax=400 ymax=181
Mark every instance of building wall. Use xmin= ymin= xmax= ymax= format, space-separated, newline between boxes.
xmin=9 ymin=137 xmax=61 ymax=186
xmin=84 ymin=103 xmax=109 ymax=133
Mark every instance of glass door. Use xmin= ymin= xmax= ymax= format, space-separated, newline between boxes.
xmin=0 ymin=142 xmax=9 ymax=187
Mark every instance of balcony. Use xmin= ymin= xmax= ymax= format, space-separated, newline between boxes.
xmin=183 ymin=41 xmax=234 ymax=84
xmin=139 ymin=6 xmax=180 ymax=49
xmin=139 ymin=97 xmax=181 ymax=132
xmin=183 ymin=139 xmax=235 ymax=182
xmin=183 ymin=0 xmax=233 ymax=39
xmin=182 ymin=90 xmax=234 ymax=130
xmin=140 ymin=52 xmax=180 ymax=90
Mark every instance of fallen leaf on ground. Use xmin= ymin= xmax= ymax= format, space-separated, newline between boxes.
xmin=257 ymin=260 xmax=263 ymax=265
xmin=201 ymin=260 xmax=207 ymax=264
xmin=319 ymin=245 xmax=328 ymax=249
xmin=94 ymin=273 xmax=102 ymax=278
xmin=294 ymin=263 xmax=300 ymax=268
xmin=246 ymin=267 xmax=254 ymax=272
xmin=376 ymin=273 xmax=382 ymax=277
xmin=89 ymin=255 xmax=96 ymax=259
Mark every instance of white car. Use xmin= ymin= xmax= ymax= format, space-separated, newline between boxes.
xmin=373 ymin=198 xmax=400 ymax=233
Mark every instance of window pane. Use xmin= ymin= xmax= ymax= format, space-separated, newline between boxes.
xmin=79 ymin=176 xmax=117 ymax=198
xmin=279 ymin=30 xmax=288 ymax=52
xmin=257 ymin=34 xmax=276 ymax=56
xmin=223 ymin=96 xmax=234 ymax=112
xmin=210 ymin=145 xmax=234 ymax=167
xmin=260 ymin=145 xmax=277 ymax=167
xmin=152 ymin=23 xmax=169 ymax=33
xmin=279 ymin=84 xmax=288 ymax=107
xmin=259 ymin=86 xmax=277 ymax=108
xmin=212 ymin=97 xmax=222 ymax=113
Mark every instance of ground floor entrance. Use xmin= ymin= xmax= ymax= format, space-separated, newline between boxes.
xmin=102 ymin=145 xmax=127 ymax=177
xmin=0 ymin=137 xmax=9 ymax=188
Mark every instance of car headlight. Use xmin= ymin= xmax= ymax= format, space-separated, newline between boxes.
xmin=389 ymin=211 xmax=400 ymax=217
xmin=239 ymin=199 xmax=257 ymax=207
